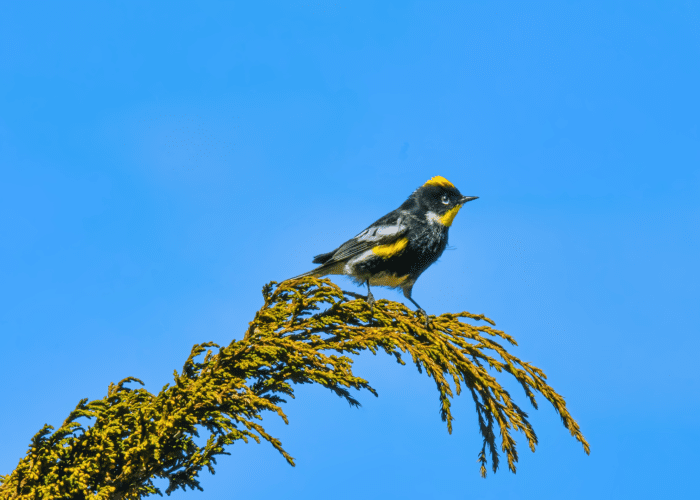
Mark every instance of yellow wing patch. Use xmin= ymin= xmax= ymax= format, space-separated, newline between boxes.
xmin=371 ymin=237 xmax=409 ymax=259
xmin=440 ymin=205 xmax=463 ymax=227
xmin=423 ymin=176 xmax=455 ymax=189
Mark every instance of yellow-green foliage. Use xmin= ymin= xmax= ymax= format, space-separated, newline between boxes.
xmin=0 ymin=278 xmax=589 ymax=499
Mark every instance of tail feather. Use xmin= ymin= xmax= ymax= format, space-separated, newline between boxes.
xmin=291 ymin=267 xmax=325 ymax=280
xmin=312 ymin=251 xmax=335 ymax=264
xmin=290 ymin=261 xmax=344 ymax=281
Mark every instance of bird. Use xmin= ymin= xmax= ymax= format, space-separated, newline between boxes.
xmin=292 ymin=176 xmax=478 ymax=327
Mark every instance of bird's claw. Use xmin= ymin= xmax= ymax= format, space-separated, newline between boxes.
xmin=366 ymin=290 xmax=375 ymax=322
xmin=342 ymin=290 xmax=365 ymax=301
xmin=418 ymin=308 xmax=430 ymax=329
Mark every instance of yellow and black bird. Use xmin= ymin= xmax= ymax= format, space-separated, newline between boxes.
xmin=293 ymin=176 xmax=478 ymax=326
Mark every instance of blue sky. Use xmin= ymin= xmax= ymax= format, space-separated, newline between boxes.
xmin=1 ymin=1 xmax=698 ymax=498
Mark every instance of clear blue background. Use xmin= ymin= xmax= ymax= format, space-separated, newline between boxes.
xmin=2 ymin=1 xmax=698 ymax=498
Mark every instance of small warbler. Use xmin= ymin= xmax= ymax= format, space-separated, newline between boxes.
xmin=293 ymin=176 xmax=478 ymax=326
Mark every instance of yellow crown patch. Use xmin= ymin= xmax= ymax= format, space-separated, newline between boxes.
xmin=423 ymin=176 xmax=455 ymax=189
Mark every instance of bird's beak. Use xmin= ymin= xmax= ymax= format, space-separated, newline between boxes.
xmin=459 ymin=195 xmax=479 ymax=204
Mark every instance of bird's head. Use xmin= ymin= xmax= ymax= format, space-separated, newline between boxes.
xmin=406 ymin=176 xmax=478 ymax=227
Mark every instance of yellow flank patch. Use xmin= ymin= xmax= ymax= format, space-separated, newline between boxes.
xmin=372 ymin=237 xmax=409 ymax=259
xmin=423 ymin=175 xmax=455 ymax=189
xmin=369 ymin=273 xmax=410 ymax=287
xmin=440 ymin=205 xmax=463 ymax=227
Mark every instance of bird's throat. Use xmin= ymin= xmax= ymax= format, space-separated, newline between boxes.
xmin=440 ymin=205 xmax=462 ymax=227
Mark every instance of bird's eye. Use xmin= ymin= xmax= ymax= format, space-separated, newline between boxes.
xmin=441 ymin=194 xmax=450 ymax=204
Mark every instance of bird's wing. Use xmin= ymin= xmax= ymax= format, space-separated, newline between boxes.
xmin=325 ymin=213 xmax=409 ymax=262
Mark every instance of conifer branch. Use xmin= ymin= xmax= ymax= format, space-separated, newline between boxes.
xmin=0 ymin=278 xmax=589 ymax=499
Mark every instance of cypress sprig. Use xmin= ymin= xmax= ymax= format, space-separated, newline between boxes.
xmin=0 ymin=277 xmax=589 ymax=499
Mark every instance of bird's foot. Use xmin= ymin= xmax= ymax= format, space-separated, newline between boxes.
xmin=418 ymin=308 xmax=430 ymax=329
xmin=342 ymin=290 xmax=375 ymax=322
xmin=366 ymin=290 xmax=375 ymax=322
xmin=342 ymin=290 xmax=366 ymax=301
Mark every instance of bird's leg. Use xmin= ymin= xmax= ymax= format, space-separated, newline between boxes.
xmin=365 ymin=280 xmax=375 ymax=316
xmin=403 ymin=289 xmax=430 ymax=329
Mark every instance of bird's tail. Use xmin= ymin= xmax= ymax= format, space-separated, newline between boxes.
xmin=289 ymin=260 xmax=344 ymax=281
xmin=290 ymin=267 xmax=325 ymax=280
xmin=312 ymin=251 xmax=335 ymax=264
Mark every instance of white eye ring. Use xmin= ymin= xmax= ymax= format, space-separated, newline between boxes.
xmin=441 ymin=194 xmax=450 ymax=204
